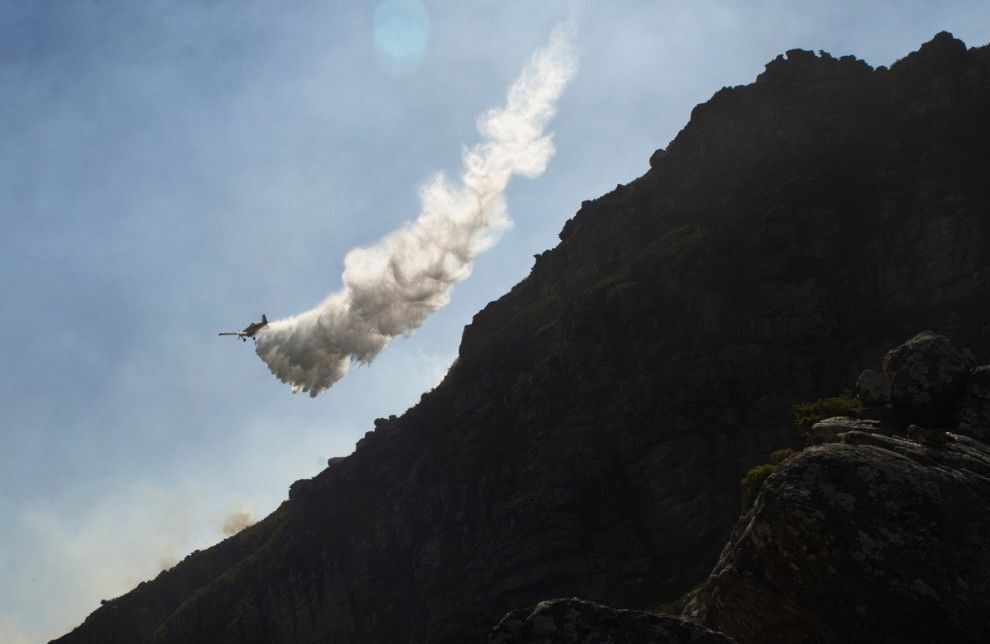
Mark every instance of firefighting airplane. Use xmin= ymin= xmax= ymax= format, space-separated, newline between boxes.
xmin=218 ymin=314 xmax=268 ymax=341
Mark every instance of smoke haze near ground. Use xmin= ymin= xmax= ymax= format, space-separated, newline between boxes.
xmin=254 ymin=27 xmax=577 ymax=396
xmin=220 ymin=510 xmax=255 ymax=537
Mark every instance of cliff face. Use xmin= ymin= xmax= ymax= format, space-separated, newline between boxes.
xmin=57 ymin=33 xmax=990 ymax=643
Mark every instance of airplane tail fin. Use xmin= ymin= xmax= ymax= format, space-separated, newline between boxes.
xmin=262 ymin=314 xmax=268 ymax=324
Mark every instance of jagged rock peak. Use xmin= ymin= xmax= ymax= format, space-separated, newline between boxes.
xmin=756 ymin=46 xmax=874 ymax=84
xmin=891 ymin=30 xmax=968 ymax=70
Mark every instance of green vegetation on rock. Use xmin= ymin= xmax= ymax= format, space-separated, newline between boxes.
xmin=793 ymin=394 xmax=862 ymax=439
xmin=769 ymin=448 xmax=797 ymax=464
xmin=740 ymin=464 xmax=776 ymax=509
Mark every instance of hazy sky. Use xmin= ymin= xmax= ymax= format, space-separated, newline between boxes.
xmin=2 ymin=2 xmax=987 ymax=641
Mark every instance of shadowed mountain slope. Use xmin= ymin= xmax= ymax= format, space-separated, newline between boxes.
xmin=56 ymin=32 xmax=990 ymax=643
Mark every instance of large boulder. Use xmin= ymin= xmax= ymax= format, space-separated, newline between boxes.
xmin=881 ymin=331 xmax=974 ymax=426
xmin=491 ymin=598 xmax=733 ymax=643
xmin=685 ymin=431 xmax=990 ymax=643
xmin=854 ymin=369 xmax=890 ymax=406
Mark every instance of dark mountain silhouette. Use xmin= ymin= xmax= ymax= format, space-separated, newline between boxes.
xmin=56 ymin=32 xmax=990 ymax=643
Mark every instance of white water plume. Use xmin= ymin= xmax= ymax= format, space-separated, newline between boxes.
xmin=255 ymin=27 xmax=576 ymax=396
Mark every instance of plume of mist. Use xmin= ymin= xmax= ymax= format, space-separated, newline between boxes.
xmin=254 ymin=26 xmax=577 ymax=396
xmin=220 ymin=510 xmax=255 ymax=537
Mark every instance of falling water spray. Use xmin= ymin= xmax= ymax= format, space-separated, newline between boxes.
xmin=253 ymin=27 xmax=577 ymax=396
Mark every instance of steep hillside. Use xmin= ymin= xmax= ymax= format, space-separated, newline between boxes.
xmin=56 ymin=33 xmax=990 ymax=643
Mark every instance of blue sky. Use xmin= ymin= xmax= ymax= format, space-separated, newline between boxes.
xmin=2 ymin=2 xmax=988 ymax=641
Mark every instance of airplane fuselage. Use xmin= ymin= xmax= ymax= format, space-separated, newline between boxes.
xmin=219 ymin=314 xmax=268 ymax=341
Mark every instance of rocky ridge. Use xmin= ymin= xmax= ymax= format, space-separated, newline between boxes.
xmin=56 ymin=33 xmax=990 ymax=643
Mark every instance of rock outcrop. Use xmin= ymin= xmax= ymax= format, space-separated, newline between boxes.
xmin=841 ymin=330 xmax=989 ymax=441
xmin=686 ymin=332 xmax=990 ymax=643
xmin=56 ymin=33 xmax=990 ymax=644
xmin=490 ymin=598 xmax=733 ymax=643
xmin=882 ymin=330 xmax=975 ymax=425
xmin=687 ymin=429 xmax=990 ymax=644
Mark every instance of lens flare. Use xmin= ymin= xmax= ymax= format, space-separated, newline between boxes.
xmin=374 ymin=0 xmax=431 ymax=74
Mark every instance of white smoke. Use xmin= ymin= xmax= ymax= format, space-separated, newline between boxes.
xmin=254 ymin=26 xmax=577 ymax=396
